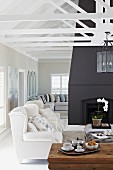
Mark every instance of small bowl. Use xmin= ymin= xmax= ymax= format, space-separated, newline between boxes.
xmin=85 ymin=142 xmax=98 ymax=150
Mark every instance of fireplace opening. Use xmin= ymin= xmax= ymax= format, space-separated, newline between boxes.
xmin=82 ymin=98 xmax=113 ymax=124
xmin=86 ymin=103 xmax=109 ymax=124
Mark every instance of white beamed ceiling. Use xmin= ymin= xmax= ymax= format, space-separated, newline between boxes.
xmin=0 ymin=0 xmax=113 ymax=61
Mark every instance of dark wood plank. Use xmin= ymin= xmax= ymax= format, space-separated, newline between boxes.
xmin=48 ymin=143 xmax=113 ymax=170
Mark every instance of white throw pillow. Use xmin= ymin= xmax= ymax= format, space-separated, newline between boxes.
xmin=32 ymin=116 xmax=55 ymax=132
xmin=55 ymin=95 xmax=60 ymax=102
xmin=27 ymin=122 xmax=38 ymax=132
xmin=24 ymin=104 xmax=40 ymax=117
xmin=34 ymin=100 xmax=44 ymax=109
xmin=26 ymin=100 xmax=44 ymax=109
xmin=39 ymin=108 xmax=58 ymax=121
xmin=50 ymin=94 xmax=55 ymax=102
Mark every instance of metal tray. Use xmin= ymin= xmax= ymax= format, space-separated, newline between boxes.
xmin=59 ymin=146 xmax=100 ymax=156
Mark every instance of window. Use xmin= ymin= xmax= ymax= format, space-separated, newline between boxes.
xmin=51 ymin=74 xmax=69 ymax=94
xmin=0 ymin=67 xmax=5 ymax=128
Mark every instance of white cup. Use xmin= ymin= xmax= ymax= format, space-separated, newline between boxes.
xmin=77 ymin=145 xmax=82 ymax=151
xmin=63 ymin=142 xmax=72 ymax=150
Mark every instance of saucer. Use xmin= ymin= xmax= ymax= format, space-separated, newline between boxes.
xmin=61 ymin=146 xmax=74 ymax=151
xmin=75 ymin=148 xmax=85 ymax=153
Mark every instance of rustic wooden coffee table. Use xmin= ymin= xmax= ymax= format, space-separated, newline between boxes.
xmin=48 ymin=143 xmax=113 ymax=170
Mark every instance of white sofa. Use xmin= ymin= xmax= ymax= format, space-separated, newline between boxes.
xmin=9 ymin=100 xmax=64 ymax=163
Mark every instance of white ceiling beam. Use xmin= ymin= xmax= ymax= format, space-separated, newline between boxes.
xmin=29 ymin=50 xmax=72 ymax=54
xmin=0 ymin=12 xmax=113 ymax=22
xmin=26 ymin=50 xmax=72 ymax=54
xmin=33 ymin=55 xmax=71 ymax=59
xmin=25 ymin=47 xmax=73 ymax=51
xmin=0 ymin=28 xmax=95 ymax=34
xmin=94 ymin=0 xmax=110 ymax=9
xmin=62 ymin=20 xmax=74 ymax=28
xmin=74 ymin=20 xmax=88 ymax=28
xmin=96 ymin=0 xmax=103 ymax=25
xmin=0 ymin=23 xmax=113 ymax=35
xmin=12 ymin=42 xmax=100 ymax=47
xmin=105 ymin=0 xmax=110 ymax=23
xmin=3 ymin=36 xmax=113 ymax=43
xmin=1 ymin=36 xmax=92 ymax=42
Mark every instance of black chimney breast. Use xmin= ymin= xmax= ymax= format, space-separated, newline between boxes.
xmin=68 ymin=46 xmax=113 ymax=125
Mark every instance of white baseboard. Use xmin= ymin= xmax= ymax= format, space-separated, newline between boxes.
xmin=0 ymin=128 xmax=11 ymax=141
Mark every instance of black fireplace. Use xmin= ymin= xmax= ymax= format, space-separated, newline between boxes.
xmin=68 ymin=46 xmax=113 ymax=125
xmin=82 ymin=98 xmax=113 ymax=124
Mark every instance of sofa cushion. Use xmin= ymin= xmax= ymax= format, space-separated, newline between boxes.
xmin=60 ymin=94 xmax=65 ymax=102
xmin=54 ymin=102 xmax=68 ymax=111
xmin=24 ymin=104 xmax=40 ymax=117
xmin=26 ymin=100 xmax=44 ymax=109
xmin=44 ymin=94 xmax=50 ymax=102
xmin=32 ymin=116 xmax=55 ymax=132
xmin=37 ymin=96 xmax=43 ymax=102
xmin=39 ymin=108 xmax=64 ymax=132
xmin=44 ymin=102 xmax=54 ymax=111
xmin=33 ymin=100 xmax=44 ymax=109
xmin=39 ymin=108 xmax=59 ymax=121
xmin=37 ymin=95 xmax=47 ymax=104
xmin=55 ymin=94 xmax=60 ymax=102
xmin=55 ymin=102 xmax=68 ymax=106
xmin=27 ymin=122 xmax=38 ymax=132
xmin=50 ymin=94 xmax=55 ymax=102
xmin=39 ymin=95 xmax=47 ymax=104
xmin=54 ymin=105 xmax=68 ymax=111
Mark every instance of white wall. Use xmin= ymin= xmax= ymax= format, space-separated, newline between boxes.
xmin=0 ymin=43 xmax=38 ymax=128
xmin=38 ymin=59 xmax=71 ymax=94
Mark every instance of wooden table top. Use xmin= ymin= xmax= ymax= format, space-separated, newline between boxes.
xmin=48 ymin=143 xmax=113 ymax=164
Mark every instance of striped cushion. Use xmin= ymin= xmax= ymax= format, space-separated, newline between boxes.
xmin=39 ymin=95 xmax=47 ymax=104
xmin=44 ymin=94 xmax=50 ymax=102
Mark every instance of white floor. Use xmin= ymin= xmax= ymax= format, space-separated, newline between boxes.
xmin=0 ymin=131 xmax=49 ymax=170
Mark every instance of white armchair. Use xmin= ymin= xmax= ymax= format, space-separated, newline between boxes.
xmin=9 ymin=103 xmax=63 ymax=163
